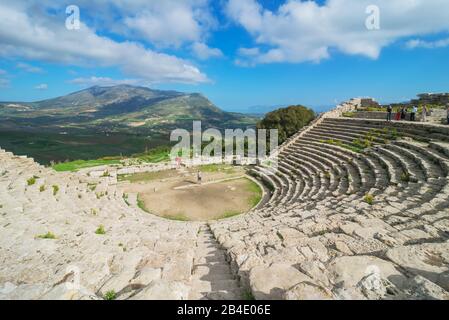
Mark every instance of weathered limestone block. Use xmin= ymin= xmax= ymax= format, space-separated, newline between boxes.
xmin=131 ymin=280 xmax=190 ymax=300
xmin=386 ymin=243 xmax=449 ymax=291
xmin=39 ymin=283 xmax=98 ymax=300
xmin=249 ymin=263 xmax=311 ymax=300
xmin=284 ymin=282 xmax=334 ymax=300
xmin=0 ymin=282 xmax=48 ymax=300
xmin=328 ymin=255 xmax=408 ymax=300
xmin=131 ymin=267 xmax=162 ymax=286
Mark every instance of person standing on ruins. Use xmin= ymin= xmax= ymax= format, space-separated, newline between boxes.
xmin=386 ymin=105 xmax=393 ymax=122
xmin=421 ymin=105 xmax=428 ymax=122
xmin=395 ymin=107 xmax=401 ymax=121
xmin=447 ymin=104 xmax=449 ymax=125
xmin=401 ymin=106 xmax=407 ymax=120
xmin=411 ymin=105 xmax=418 ymax=121
xmin=197 ymin=171 xmax=202 ymax=184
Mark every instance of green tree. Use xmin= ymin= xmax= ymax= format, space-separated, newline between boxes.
xmin=257 ymin=105 xmax=315 ymax=145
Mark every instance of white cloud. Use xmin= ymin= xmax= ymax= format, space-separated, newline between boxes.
xmin=226 ymin=0 xmax=449 ymax=65
xmin=69 ymin=77 xmax=140 ymax=87
xmin=0 ymin=2 xmax=209 ymax=84
xmin=63 ymin=1 xmax=219 ymax=54
xmin=35 ymin=83 xmax=48 ymax=90
xmin=238 ymin=47 xmax=260 ymax=57
xmin=191 ymin=42 xmax=223 ymax=60
xmin=124 ymin=3 xmax=201 ymax=48
xmin=17 ymin=62 xmax=44 ymax=73
xmin=406 ymin=38 xmax=449 ymax=49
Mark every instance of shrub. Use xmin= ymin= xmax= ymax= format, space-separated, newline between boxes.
xmin=101 ymin=170 xmax=111 ymax=177
xmin=52 ymin=185 xmax=59 ymax=196
xmin=95 ymin=225 xmax=106 ymax=235
xmin=27 ymin=176 xmax=37 ymax=186
xmin=104 ymin=290 xmax=117 ymax=300
xmin=39 ymin=185 xmax=46 ymax=192
xmin=401 ymin=171 xmax=410 ymax=182
xmin=364 ymin=193 xmax=375 ymax=205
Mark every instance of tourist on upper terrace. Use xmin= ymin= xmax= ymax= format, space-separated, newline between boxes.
xmin=395 ymin=108 xmax=401 ymax=121
xmin=387 ymin=105 xmax=393 ymax=121
xmin=401 ymin=106 xmax=407 ymax=120
xmin=421 ymin=105 xmax=428 ymax=122
xmin=447 ymin=104 xmax=449 ymax=124
xmin=411 ymin=105 xmax=418 ymax=121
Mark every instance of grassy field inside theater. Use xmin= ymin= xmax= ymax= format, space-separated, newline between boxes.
xmin=52 ymin=159 xmax=122 ymax=172
xmin=119 ymin=165 xmax=263 ymax=221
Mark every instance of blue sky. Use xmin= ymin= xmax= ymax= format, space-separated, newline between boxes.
xmin=1 ymin=0 xmax=449 ymax=113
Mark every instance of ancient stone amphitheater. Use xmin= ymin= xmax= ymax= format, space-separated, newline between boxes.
xmin=1 ymin=99 xmax=448 ymax=300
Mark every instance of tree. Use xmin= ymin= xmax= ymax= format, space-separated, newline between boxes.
xmin=257 ymin=105 xmax=316 ymax=145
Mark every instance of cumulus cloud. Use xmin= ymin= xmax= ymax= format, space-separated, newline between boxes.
xmin=191 ymin=42 xmax=223 ymax=60
xmin=406 ymin=38 xmax=449 ymax=49
xmin=35 ymin=83 xmax=48 ymax=90
xmin=124 ymin=3 xmax=201 ymax=48
xmin=226 ymin=0 xmax=449 ymax=64
xmin=69 ymin=77 xmax=140 ymax=87
xmin=17 ymin=62 xmax=44 ymax=73
xmin=0 ymin=2 xmax=209 ymax=84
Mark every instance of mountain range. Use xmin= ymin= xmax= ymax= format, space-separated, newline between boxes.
xmin=0 ymin=85 xmax=256 ymax=130
xmin=0 ymin=85 xmax=259 ymax=163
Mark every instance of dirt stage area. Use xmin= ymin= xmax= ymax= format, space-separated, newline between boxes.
xmin=118 ymin=164 xmax=263 ymax=221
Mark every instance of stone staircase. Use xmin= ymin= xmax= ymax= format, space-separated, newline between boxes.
xmin=189 ymin=225 xmax=244 ymax=300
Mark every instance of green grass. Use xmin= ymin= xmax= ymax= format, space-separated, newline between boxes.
xmin=135 ymin=146 xmax=171 ymax=163
xmin=137 ymin=194 xmax=149 ymax=213
xmin=342 ymin=111 xmax=356 ymax=118
xmin=220 ymin=210 xmax=241 ymax=219
xmin=199 ymin=164 xmax=236 ymax=174
xmin=321 ymin=139 xmax=364 ymax=153
xmin=95 ymin=225 xmax=106 ymax=235
xmin=37 ymin=232 xmax=56 ymax=239
xmin=243 ymin=290 xmax=255 ymax=300
xmin=119 ymin=170 xmax=174 ymax=183
xmin=162 ymin=213 xmax=190 ymax=221
xmin=104 ymin=290 xmax=117 ymax=300
xmin=52 ymin=159 xmax=121 ymax=172
xmin=245 ymin=178 xmax=263 ymax=207
xmin=39 ymin=185 xmax=46 ymax=192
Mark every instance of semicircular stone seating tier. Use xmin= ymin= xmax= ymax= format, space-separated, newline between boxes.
xmin=1 ymin=99 xmax=449 ymax=300
xmin=210 ymin=116 xmax=449 ymax=300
